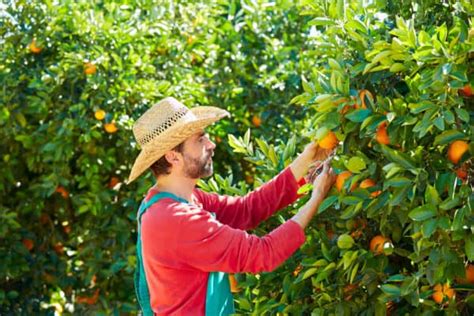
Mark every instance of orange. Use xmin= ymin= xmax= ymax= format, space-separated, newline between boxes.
xmin=466 ymin=264 xmax=474 ymax=283
xmin=455 ymin=167 xmax=468 ymax=181
xmin=84 ymin=62 xmax=97 ymax=75
xmin=370 ymin=235 xmax=389 ymax=255
xmin=40 ymin=213 xmax=50 ymax=224
xmin=335 ymin=171 xmax=355 ymax=192
xmin=252 ymin=115 xmax=261 ymax=127
xmin=357 ymin=89 xmax=373 ymax=109
xmin=432 ymin=283 xmax=455 ymax=304
xmin=54 ymin=242 xmax=64 ymax=255
xmin=104 ymin=122 xmax=118 ymax=133
xmin=55 ymin=186 xmax=69 ymax=199
xmin=293 ymin=264 xmax=303 ymax=277
xmin=376 ymin=122 xmax=390 ymax=145
xmin=108 ymin=176 xmax=120 ymax=189
xmin=359 ymin=179 xmax=382 ymax=197
xmin=447 ymin=140 xmax=469 ymax=164
xmin=94 ymin=109 xmax=106 ymax=120
xmin=245 ymin=174 xmax=254 ymax=185
xmin=228 ymin=274 xmax=240 ymax=293
xmin=326 ymin=229 xmax=335 ymax=240
xmin=318 ymin=131 xmax=338 ymax=150
xmin=63 ymin=225 xmax=71 ymax=234
xmin=29 ymin=39 xmax=42 ymax=54
xmin=22 ymin=238 xmax=34 ymax=251
xmin=77 ymin=289 xmax=100 ymax=305
xmin=460 ymin=84 xmax=472 ymax=97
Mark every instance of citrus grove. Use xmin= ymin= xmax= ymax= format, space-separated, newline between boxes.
xmin=1 ymin=0 xmax=473 ymax=315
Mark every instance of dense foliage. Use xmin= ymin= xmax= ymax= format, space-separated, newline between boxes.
xmin=1 ymin=0 xmax=473 ymax=314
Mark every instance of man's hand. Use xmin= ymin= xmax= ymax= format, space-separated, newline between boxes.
xmin=291 ymin=159 xmax=336 ymax=229
xmin=310 ymin=159 xmax=336 ymax=200
xmin=289 ymin=141 xmax=336 ymax=182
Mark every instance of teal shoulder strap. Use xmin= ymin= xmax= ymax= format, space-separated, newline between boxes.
xmin=134 ymin=192 xmax=235 ymax=316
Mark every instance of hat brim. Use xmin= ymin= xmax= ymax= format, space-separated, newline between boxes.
xmin=126 ymin=106 xmax=229 ymax=184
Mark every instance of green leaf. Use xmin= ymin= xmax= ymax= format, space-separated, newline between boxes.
xmin=422 ymin=218 xmax=438 ymax=238
xmin=337 ymin=234 xmax=354 ymax=249
xmin=425 ymin=185 xmax=440 ymax=205
xmin=328 ymin=58 xmax=343 ymax=71
xmin=440 ymin=196 xmax=461 ymax=210
xmin=302 ymin=268 xmax=319 ymax=280
xmin=318 ymin=195 xmax=338 ymax=214
xmin=380 ymin=145 xmax=417 ymax=170
xmin=381 ymin=284 xmax=401 ymax=297
xmin=408 ymin=204 xmax=437 ymax=221
xmin=389 ymin=185 xmax=412 ymax=206
xmin=345 ymin=109 xmax=372 ymax=122
xmin=455 ymin=108 xmax=470 ymax=123
xmin=433 ymin=117 xmax=445 ymax=130
xmin=389 ymin=63 xmax=406 ymax=72
xmin=345 ymin=157 xmax=366 ymax=173
xmin=466 ymin=235 xmax=474 ymax=261
xmin=434 ymin=130 xmax=466 ymax=145
xmin=384 ymin=177 xmax=411 ymax=188
xmin=386 ymin=274 xmax=406 ymax=282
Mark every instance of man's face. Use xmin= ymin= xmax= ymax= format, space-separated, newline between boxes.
xmin=179 ymin=130 xmax=216 ymax=179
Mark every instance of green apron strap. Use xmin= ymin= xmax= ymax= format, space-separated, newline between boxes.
xmin=206 ymin=271 xmax=235 ymax=315
xmin=134 ymin=191 xmax=235 ymax=316
xmin=205 ymin=213 xmax=235 ymax=315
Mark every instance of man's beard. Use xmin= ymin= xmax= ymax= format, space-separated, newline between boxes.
xmin=183 ymin=150 xmax=213 ymax=179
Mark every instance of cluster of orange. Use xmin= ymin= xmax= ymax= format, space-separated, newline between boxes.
xmin=94 ymin=109 xmax=118 ymax=133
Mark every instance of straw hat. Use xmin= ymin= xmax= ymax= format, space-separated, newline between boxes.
xmin=127 ymin=97 xmax=230 ymax=184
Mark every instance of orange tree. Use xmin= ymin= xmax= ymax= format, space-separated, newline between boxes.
xmin=220 ymin=1 xmax=474 ymax=314
xmin=1 ymin=0 xmax=473 ymax=314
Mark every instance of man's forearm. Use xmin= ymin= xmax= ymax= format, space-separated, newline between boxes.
xmin=289 ymin=156 xmax=311 ymax=182
xmin=290 ymin=195 xmax=324 ymax=229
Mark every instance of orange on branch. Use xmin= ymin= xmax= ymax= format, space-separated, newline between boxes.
xmin=376 ymin=122 xmax=390 ymax=145
xmin=447 ymin=140 xmax=469 ymax=164
xmin=228 ymin=274 xmax=240 ymax=293
xmin=108 ymin=176 xmax=120 ymax=189
xmin=84 ymin=62 xmax=97 ymax=75
xmin=359 ymin=179 xmax=381 ymax=197
xmin=94 ymin=109 xmax=106 ymax=120
xmin=460 ymin=84 xmax=472 ymax=97
xmin=335 ymin=171 xmax=355 ymax=192
xmin=465 ymin=264 xmax=474 ymax=284
xmin=54 ymin=242 xmax=64 ymax=255
xmin=104 ymin=122 xmax=118 ymax=133
xmin=252 ymin=115 xmax=261 ymax=127
xmin=22 ymin=238 xmax=34 ymax=251
xmin=55 ymin=186 xmax=69 ymax=199
xmin=370 ymin=235 xmax=390 ymax=255
xmin=432 ymin=283 xmax=455 ymax=304
xmin=357 ymin=89 xmax=373 ymax=109
xmin=29 ymin=39 xmax=42 ymax=54
xmin=318 ymin=131 xmax=338 ymax=150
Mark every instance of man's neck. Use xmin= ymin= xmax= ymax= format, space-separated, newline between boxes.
xmin=153 ymin=174 xmax=198 ymax=203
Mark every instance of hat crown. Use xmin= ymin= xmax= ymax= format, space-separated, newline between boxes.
xmin=133 ymin=97 xmax=191 ymax=148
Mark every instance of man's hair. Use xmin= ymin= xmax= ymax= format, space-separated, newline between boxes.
xmin=150 ymin=142 xmax=184 ymax=178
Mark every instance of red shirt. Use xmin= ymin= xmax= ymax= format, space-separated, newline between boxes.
xmin=141 ymin=167 xmax=307 ymax=315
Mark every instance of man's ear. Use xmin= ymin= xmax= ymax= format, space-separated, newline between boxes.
xmin=164 ymin=151 xmax=181 ymax=166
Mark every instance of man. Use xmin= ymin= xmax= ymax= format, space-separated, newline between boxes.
xmin=127 ymin=97 xmax=336 ymax=315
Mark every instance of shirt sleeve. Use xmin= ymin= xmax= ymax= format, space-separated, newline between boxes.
xmin=167 ymin=202 xmax=306 ymax=274
xmin=194 ymin=166 xmax=307 ymax=230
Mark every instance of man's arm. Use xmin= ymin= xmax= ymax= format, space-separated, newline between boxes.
xmin=291 ymin=160 xmax=336 ymax=229
xmin=194 ymin=166 xmax=306 ymax=230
